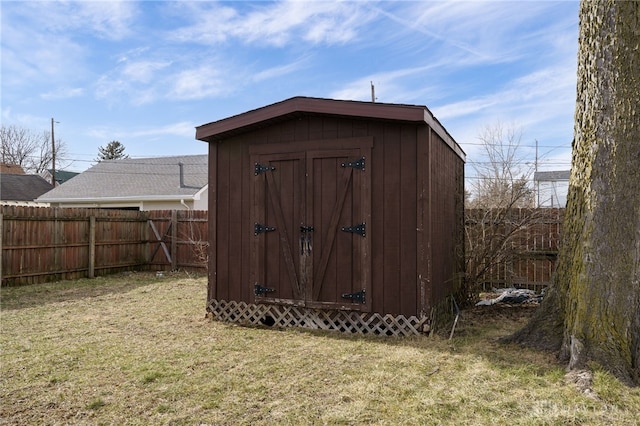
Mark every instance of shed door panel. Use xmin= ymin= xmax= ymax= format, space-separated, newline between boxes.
xmin=252 ymin=152 xmax=305 ymax=305
xmin=307 ymin=150 xmax=369 ymax=311
xmin=251 ymin=141 xmax=371 ymax=312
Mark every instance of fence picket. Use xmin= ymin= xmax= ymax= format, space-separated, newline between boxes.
xmin=1 ymin=206 xmax=208 ymax=286
xmin=2 ymin=206 xmax=558 ymax=290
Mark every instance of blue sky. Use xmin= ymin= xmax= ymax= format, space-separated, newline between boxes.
xmin=1 ymin=0 xmax=579 ymax=175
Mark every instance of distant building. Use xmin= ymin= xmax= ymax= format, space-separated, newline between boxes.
xmin=40 ymin=169 xmax=80 ymax=187
xmin=1 ymin=163 xmax=54 ymax=206
xmin=0 ymin=163 xmax=26 ymax=175
xmin=534 ymin=170 xmax=570 ymax=208
xmin=36 ymin=155 xmax=208 ymax=211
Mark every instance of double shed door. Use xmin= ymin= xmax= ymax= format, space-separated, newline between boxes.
xmin=250 ymin=137 xmax=372 ymax=311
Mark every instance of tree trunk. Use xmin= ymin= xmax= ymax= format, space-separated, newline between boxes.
xmin=506 ymin=0 xmax=640 ymax=385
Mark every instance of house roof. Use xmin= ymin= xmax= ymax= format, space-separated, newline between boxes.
xmin=0 ymin=163 xmax=26 ymax=174
xmin=1 ymin=173 xmax=54 ymax=201
xmin=196 ymin=96 xmax=465 ymax=161
xmin=44 ymin=169 xmax=80 ymax=185
xmin=37 ymin=155 xmax=208 ymax=203
xmin=534 ymin=170 xmax=570 ymax=181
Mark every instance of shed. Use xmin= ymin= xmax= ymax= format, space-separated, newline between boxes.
xmin=196 ymin=96 xmax=465 ymax=335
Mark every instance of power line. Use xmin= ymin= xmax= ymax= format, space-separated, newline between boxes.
xmin=459 ymin=141 xmax=570 ymax=148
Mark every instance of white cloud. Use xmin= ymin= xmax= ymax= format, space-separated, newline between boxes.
xmin=329 ymin=63 xmax=449 ymax=103
xmin=170 ymin=0 xmax=376 ymax=47
xmin=72 ymin=1 xmax=138 ymax=40
xmin=1 ymin=18 xmax=86 ymax=88
xmin=433 ymin=62 xmax=577 ymax=139
xmin=41 ymin=87 xmax=85 ymax=100
xmin=2 ymin=0 xmax=579 ymax=174
xmin=122 ymin=60 xmax=172 ymax=84
xmin=252 ymin=59 xmax=309 ymax=83
xmin=88 ymin=121 xmax=196 ymax=143
xmin=130 ymin=121 xmax=196 ymax=139
xmin=3 ymin=1 xmax=136 ymax=41
xmin=168 ymin=66 xmax=230 ymax=100
xmin=117 ymin=47 xmax=151 ymax=64
xmin=375 ymin=1 xmax=576 ymax=66
xmin=1 ymin=0 xmax=137 ymax=94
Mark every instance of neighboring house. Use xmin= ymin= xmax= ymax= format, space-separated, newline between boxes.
xmin=1 ymin=170 xmax=54 ymax=206
xmin=36 ymin=155 xmax=208 ymax=211
xmin=0 ymin=163 xmax=26 ymax=175
xmin=534 ymin=170 xmax=570 ymax=208
xmin=40 ymin=169 xmax=80 ymax=187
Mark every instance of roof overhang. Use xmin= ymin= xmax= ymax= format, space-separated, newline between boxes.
xmin=196 ymin=96 xmax=465 ymax=161
xmin=36 ymin=194 xmax=201 ymax=204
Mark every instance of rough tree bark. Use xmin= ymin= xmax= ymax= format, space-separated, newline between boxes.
xmin=505 ymin=0 xmax=640 ymax=385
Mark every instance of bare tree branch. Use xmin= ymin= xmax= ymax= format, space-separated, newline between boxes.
xmin=0 ymin=125 xmax=68 ymax=173
xmin=461 ymin=123 xmax=546 ymax=305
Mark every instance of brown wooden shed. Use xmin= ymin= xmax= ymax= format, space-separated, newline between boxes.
xmin=196 ymin=97 xmax=465 ymax=335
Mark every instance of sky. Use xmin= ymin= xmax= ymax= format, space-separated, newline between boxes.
xmin=1 ymin=0 xmax=579 ymax=177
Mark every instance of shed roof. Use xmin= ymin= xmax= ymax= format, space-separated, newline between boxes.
xmin=1 ymin=174 xmax=54 ymax=201
xmin=37 ymin=155 xmax=208 ymax=203
xmin=534 ymin=170 xmax=570 ymax=181
xmin=196 ymin=96 xmax=465 ymax=161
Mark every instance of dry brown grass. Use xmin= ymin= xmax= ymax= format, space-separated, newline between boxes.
xmin=1 ymin=272 xmax=639 ymax=425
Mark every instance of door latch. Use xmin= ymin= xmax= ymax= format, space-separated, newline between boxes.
xmin=300 ymin=225 xmax=314 ymax=256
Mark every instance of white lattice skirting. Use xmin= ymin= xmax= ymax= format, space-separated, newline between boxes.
xmin=207 ymin=299 xmax=429 ymax=336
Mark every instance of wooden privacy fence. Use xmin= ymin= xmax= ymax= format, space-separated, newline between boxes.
xmin=2 ymin=205 xmax=562 ymax=290
xmin=465 ymin=208 xmax=564 ymax=292
xmin=0 ymin=206 xmax=208 ymax=286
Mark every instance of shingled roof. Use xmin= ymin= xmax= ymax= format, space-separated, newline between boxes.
xmin=37 ymin=155 xmax=207 ymax=203
xmin=533 ymin=170 xmax=570 ymax=181
xmin=1 ymin=174 xmax=54 ymax=201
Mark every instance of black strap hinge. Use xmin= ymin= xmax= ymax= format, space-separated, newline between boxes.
xmin=341 ymin=156 xmax=365 ymax=171
xmin=255 ymin=163 xmax=276 ymax=175
xmin=255 ymin=284 xmax=275 ymax=296
xmin=341 ymin=223 xmax=366 ymax=237
xmin=342 ymin=289 xmax=366 ymax=304
xmin=254 ymin=223 xmax=276 ymax=235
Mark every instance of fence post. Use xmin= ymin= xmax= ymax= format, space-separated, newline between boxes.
xmin=0 ymin=212 xmax=3 ymax=283
xmin=53 ymin=208 xmax=61 ymax=280
xmin=88 ymin=215 xmax=96 ymax=278
xmin=171 ymin=210 xmax=178 ymax=271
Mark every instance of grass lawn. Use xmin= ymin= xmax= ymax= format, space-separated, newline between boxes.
xmin=1 ymin=272 xmax=638 ymax=425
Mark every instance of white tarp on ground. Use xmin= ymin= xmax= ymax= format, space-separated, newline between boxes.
xmin=476 ymin=288 xmax=545 ymax=306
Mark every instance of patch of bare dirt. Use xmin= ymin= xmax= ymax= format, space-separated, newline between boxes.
xmin=461 ymin=303 xmax=538 ymax=327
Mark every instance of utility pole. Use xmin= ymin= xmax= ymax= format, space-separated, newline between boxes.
xmin=535 ymin=139 xmax=539 ymax=207
xmin=51 ymin=118 xmax=57 ymax=186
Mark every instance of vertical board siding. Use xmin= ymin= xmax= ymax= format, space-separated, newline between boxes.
xmin=369 ymin=121 xmax=386 ymax=315
xmin=228 ymin=142 xmax=245 ymax=302
xmin=1 ymin=206 xmax=208 ymax=286
xmin=205 ymin=112 xmax=470 ymax=320
xmin=207 ymin=142 xmax=218 ymax=303
xmin=381 ymin=124 xmax=402 ymax=315
xmin=216 ymin=140 xmax=232 ymax=301
xmin=399 ymin=125 xmax=418 ymax=316
xmin=429 ymin=131 xmax=464 ymax=305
